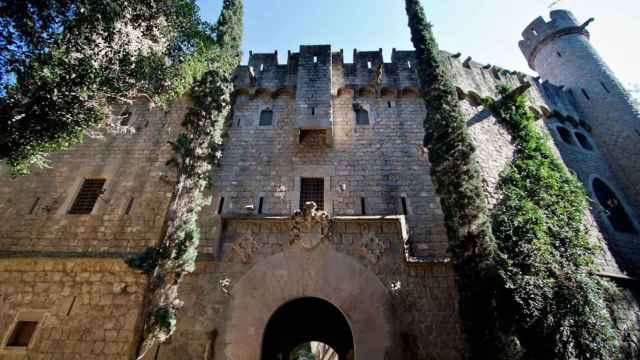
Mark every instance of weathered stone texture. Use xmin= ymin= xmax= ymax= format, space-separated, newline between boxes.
xmin=0 ymin=258 xmax=145 ymax=359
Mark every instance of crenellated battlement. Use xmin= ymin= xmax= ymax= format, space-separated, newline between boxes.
xmin=519 ymin=10 xmax=592 ymax=70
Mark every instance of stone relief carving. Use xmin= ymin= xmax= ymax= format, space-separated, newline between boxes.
xmin=290 ymin=202 xmax=332 ymax=249
xmin=360 ymin=231 xmax=386 ymax=264
xmin=232 ymin=231 xmax=259 ymax=264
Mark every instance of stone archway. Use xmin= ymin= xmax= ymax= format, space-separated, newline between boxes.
xmin=261 ymin=297 xmax=353 ymax=359
xmin=224 ymin=245 xmax=392 ymax=360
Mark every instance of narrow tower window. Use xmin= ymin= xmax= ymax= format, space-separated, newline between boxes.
xmin=360 ymin=197 xmax=367 ymax=215
xmin=581 ymin=88 xmax=591 ymax=100
xmin=313 ymin=56 xmax=318 ymax=64
xmin=311 ymin=107 xmax=315 ymax=116
xmin=388 ymin=101 xmax=392 ymax=108
xmin=258 ymin=196 xmax=264 ymax=214
xmin=260 ymin=63 xmax=264 ymax=72
xmin=600 ymin=82 xmax=610 ymax=93
xmin=592 ymin=178 xmax=637 ymax=234
xmin=401 ymin=196 xmax=408 ymax=216
xmin=259 ymin=109 xmax=273 ymax=126
xmin=29 ymin=197 xmax=40 ymax=215
xmin=68 ymin=179 xmax=106 ymax=214
xmin=557 ymin=51 xmax=562 ymax=58
xmin=300 ymin=178 xmax=324 ymax=210
xmin=407 ymin=61 xmax=412 ymax=69
xmin=217 ymin=197 xmax=225 ymax=215
xmin=125 ymin=197 xmax=135 ymax=215
xmin=367 ymin=61 xmax=372 ymax=69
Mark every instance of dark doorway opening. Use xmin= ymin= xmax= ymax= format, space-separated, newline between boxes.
xmin=261 ymin=297 xmax=354 ymax=360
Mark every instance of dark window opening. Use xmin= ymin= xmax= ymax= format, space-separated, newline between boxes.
xmin=581 ymin=88 xmax=591 ymax=100
xmin=125 ymin=197 xmax=135 ymax=215
xmin=7 ymin=321 xmax=38 ymax=347
xmin=300 ymin=178 xmax=324 ymax=210
xmin=575 ymin=132 xmax=594 ymax=151
xmin=557 ymin=51 xmax=562 ymax=58
xmin=360 ymin=197 xmax=366 ymax=215
xmin=388 ymin=101 xmax=392 ymax=108
xmin=236 ymin=118 xmax=241 ymax=127
xmin=258 ymin=196 xmax=264 ymax=214
xmin=353 ymin=104 xmax=370 ymax=125
xmin=217 ymin=197 xmax=225 ymax=215
xmin=557 ymin=126 xmax=574 ymax=145
xmin=68 ymin=179 xmax=106 ymax=214
xmin=259 ymin=109 xmax=273 ymax=126
xmin=29 ymin=197 xmax=40 ymax=215
xmin=401 ymin=197 xmax=408 ymax=216
xmin=311 ymin=107 xmax=315 ymax=116
xmin=601 ymin=81 xmax=610 ymax=93
xmin=593 ymin=178 xmax=637 ymax=234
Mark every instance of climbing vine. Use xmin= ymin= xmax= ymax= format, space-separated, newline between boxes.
xmin=404 ymin=0 xmax=499 ymax=357
xmin=488 ymin=86 xmax=621 ymax=360
xmin=127 ymin=0 xmax=243 ymax=358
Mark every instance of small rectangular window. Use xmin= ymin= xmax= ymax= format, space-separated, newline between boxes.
xmin=355 ymin=109 xmax=370 ymax=125
xmin=7 ymin=321 xmax=38 ymax=347
xmin=300 ymin=178 xmax=324 ymax=210
xmin=260 ymin=63 xmax=264 ymax=72
xmin=217 ymin=197 xmax=225 ymax=215
xmin=581 ymin=88 xmax=591 ymax=100
xmin=258 ymin=196 xmax=264 ymax=214
xmin=387 ymin=101 xmax=392 ymax=108
xmin=313 ymin=56 xmax=318 ymax=64
xmin=367 ymin=61 xmax=372 ymax=69
xmin=68 ymin=179 xmax=105 ymax=214
xmin=407 ymin=61 xmax=412 ymax=69
xmin=401 ymin=197 xmax=408 ymax=216
xmin=601 ymin=82 xmax=610 ymax=93
xmin=259 ymin=110 xmax=273 ymax=126
xmin=360 ymin=197 xmax=366 ymax=215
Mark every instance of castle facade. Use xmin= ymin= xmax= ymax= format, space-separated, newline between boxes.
xmin=0 ymin=10 xmax=638 ymax=360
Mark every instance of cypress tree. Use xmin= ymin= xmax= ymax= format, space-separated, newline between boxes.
xmin=130 ymin=1 xmax=243 ymax=357
xmin=404 ymin=0 xmax=500 ymax=357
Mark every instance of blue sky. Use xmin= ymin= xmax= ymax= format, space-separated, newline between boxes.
xmin=197 ymin=0 xmax=640 ymax=85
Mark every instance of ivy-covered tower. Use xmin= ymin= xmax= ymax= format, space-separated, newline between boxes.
xmin=520 ymin=10 xmax=640 ymax=215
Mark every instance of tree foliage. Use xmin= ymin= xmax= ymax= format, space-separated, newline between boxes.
xmin=0 ymin=0 xmax=218 ymax=175
xmin=404 ymin=0 xmax=498 ymax=357
xmin=128 ymin=0 xmax=243 ymax=357
xmin=488 ymin=88 xmax=621 ymax=360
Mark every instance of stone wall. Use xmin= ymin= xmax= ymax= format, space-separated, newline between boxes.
xmin=0 ymin=258 xmax=145 ymax=360
xmin=0 ymin=98 xmax=190 ymax=254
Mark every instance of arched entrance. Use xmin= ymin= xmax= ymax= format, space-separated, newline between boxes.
xmin=225 ymin=245 xmax=392 ymax=359
xmin=261 ymin=297 xmax=354 ymax=359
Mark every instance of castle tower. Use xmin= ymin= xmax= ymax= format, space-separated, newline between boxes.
xmin=520 ymin=10 xmax=640 ymax=214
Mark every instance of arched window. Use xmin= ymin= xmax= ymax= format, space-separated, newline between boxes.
xmin=592 ymin=178 xmax=638 ymax=234
xmin=259 ymin=109 xmax=273 ymax=126
xmin=574 ymin=132 xmax=594 ymax=151
xmin=556 ymin=126 xmax=574 ymax=145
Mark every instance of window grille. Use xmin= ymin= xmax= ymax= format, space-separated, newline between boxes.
xmin=300 ymin=178 xmax=324 ymax=210
xmin=68 ymin=179 xmax=105 ymax=214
